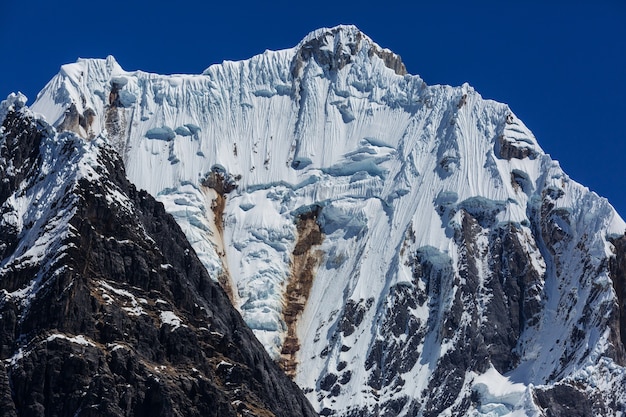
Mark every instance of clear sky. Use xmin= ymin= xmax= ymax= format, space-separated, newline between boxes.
xmin=1 ymin=1 xmax=625 ymax=216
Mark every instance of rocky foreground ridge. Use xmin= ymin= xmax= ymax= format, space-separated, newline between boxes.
xmin=0 ymin=94 xmax=317 ymax=417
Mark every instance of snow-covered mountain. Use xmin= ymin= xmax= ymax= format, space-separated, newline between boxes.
xmin=21 ymin=24 xmax=626 ymax=416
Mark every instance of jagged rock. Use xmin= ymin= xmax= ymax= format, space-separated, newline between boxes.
xmin=609 ymin=234 xmax=626 ymax=365
xmin=534 ymin=384 xmax=593 ymax=417
xmin=0 ymin=105 xmax=317 ymax=417
xmin=291 ymin=25 xmax=406 ymax=78
xmin=57 ymin=103 xmax=95 ymax=137
xmin=497 ymin=134 xmax=537 ymax=160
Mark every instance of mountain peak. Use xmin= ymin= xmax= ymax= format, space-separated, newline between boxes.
xmin=296 ymin=24 xmax=364 ymax=48
xmin=22 ymin=27 xmax=626 ymax=417
xmin=292 ymin=25 xmax=406 ymax=77
xmin=0 ymin=92 xmax=28 ymax=122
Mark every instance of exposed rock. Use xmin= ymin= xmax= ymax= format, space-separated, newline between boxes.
xmin=364 ymin=284 xmax=423 ymax=392
xmin=338 ymin=299 xmax=368 ymax=337
xmin=535 ymin=384 xmax=593 ymax=417
xmin=497 ymin=134 xmax=537 ymax=160
xmin=0 ymin=108 xmax=318 ymax=417
xmin=486 ymin=223 xmax=543 ymax=371
xmin=368 ymin=46 xmax=407 ymax=76
xmin=280 ymin=207 xmax=323 ymax=376
xmin=0 ymin=361 xmax=17 ymax=417
xmin=11 ymin=25 xmax=626 ymax=417
xmin=609 ymin=234 xmax=626 ymax=365
xmin=57 ymin=103 xmax=96 ymax=138
xmin=0 ymin=110 xmax=45 ymax=205
xmin=202 ymin=165 xmax=240 ymax=195
xmin=104 ymin=79 xmax=128 ymax=154
xmin=291 ymin=26 xmax=406 ymax=78
xmin=200 ymin=165 xmax=240 ymax=301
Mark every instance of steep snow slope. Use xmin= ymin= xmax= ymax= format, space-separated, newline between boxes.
xmin=31 ymin=25 xmax=626 ymax=416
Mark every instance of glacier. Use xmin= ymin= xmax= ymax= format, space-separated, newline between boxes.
xmin=28 ymin=25 xmax=626 ymax=416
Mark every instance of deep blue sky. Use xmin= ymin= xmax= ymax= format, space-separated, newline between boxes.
xmin=1 ymin=1 xmax=625 ymax=217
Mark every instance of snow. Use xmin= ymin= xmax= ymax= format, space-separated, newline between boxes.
xmin=107 ymin=343 xmax=127 ymax=352
xmin=25 ymin=24 xmax=626 ymax=417
xmin=5 ymin=333 xmax=96 ymax=368
xmin=99 ymin=281 xmax=146 ymax=316
xmin=0 ymin=92 xmax=28 ymax=123
xmin=160 ymin=311 xmax=186 ymax=330
xmin=471 ymin=367 xmax=531 ymax=416
xmin=46 ymin=333 xmax=96 ymax=347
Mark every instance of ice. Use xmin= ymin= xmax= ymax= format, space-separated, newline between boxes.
xmin=324 ymin=159 xmax=386 ymax=178
xmin=145 ymin=126 xmax=176 ymax=140
xmin=111 ymin=76 xmax=128 ymax=87
xmin=175 ymin=125 xmax=192 ymax=136
xmin=253 ymin=89 xmax=275 ymax=98
xmin=318 ymin=202 xmax=368 ymax=238
xmin=474 ymin=368 xmax=525 ymax=408
xmin=184 ymin=123 xmax=201 ymax=134
xmin=118 ymin=90 xmax=136 ymax=107
xmin=168 ymin=77 xmax=183 ymax=88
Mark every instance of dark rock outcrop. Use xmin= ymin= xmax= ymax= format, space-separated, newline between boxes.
xmin=534 ymin=384 xmax=594 ymax=417
xmin=497 ymin=134 xmax=537 ymax=160
xmin=609 ymin=234 xmax=626 ymax=365
xmin=0 ymin=106 xmax=317 ymax=417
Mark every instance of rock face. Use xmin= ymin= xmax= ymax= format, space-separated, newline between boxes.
xmin=0 ymin=95 xmax=317 ymax=417
xmin=22 ymin=24 xmax=626 ymax=416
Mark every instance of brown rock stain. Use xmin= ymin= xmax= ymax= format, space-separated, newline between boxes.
xmin=213 ymin=194 xmax=236 ymax=300
xmin=279 ymin=208 xmax=324 ymax=377
xmin=211 ymin=192 xmax=226 ymax=237
xmin=204 ymin=188 xmax=235 ymax=302
xmin=200 ymin=167 xmax=240 ymax=302
xmin=58 ymin=103 xmax=96 ymax=138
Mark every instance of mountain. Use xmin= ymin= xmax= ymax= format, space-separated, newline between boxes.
xmin=8 ymin=24 xmax=626 ymax=416
xmin=0 ymin=93 xmax=317 ymax=417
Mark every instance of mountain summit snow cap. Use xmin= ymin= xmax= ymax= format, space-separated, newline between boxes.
xmin=0 ymin=92 xmax=28 ymax=125
xmin=291 ymin=25 xmax=407 ymax=77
